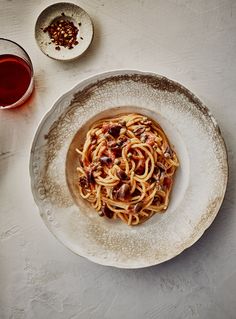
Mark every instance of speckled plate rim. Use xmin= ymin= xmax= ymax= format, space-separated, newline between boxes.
xmin=29 ymin=70 xmax=228 ymax=268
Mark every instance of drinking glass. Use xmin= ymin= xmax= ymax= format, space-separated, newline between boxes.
xmin=0 ymin=38 xmax=34 ymax=110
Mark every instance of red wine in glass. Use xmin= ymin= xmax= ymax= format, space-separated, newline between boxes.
xmin=0 ymin=54 xmax=32 ymax=107
xmin=0 ymin=38 xmax=34 ymax=110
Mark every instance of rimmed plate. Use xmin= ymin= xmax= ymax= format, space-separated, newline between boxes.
xmin=35 ymin=2 xmax=94 ymax=61
xmin=30 ymin=70 xmax=228 ymax=268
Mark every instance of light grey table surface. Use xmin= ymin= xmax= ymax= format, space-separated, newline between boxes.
xmin=0 ymin=1 xmax=236 ymax=318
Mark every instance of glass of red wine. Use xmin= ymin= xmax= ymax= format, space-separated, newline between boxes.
xmin=0 ymin=38 xmax=34 ymax=110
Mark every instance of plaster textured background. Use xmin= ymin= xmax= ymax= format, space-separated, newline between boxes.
xmin=0 ymin=1 xmax=236 ymax=318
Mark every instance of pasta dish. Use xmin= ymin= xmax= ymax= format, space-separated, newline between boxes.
xmin=75 ymin=113 xmax=179 ymax=225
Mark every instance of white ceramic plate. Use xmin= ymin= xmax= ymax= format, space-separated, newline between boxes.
xmin=35 ymin=2 xmax=93 ymax=61
xmin=30 ymin=70 xmax=228 ymax=268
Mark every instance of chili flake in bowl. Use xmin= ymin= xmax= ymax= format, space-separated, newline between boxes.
xmin=35 ymin=2 xmax=94 ymax=61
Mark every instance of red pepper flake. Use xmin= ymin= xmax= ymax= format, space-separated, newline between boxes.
xmin=43 ymin=14 xmax=79 ymax=50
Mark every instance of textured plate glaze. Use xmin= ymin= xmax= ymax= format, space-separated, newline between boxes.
xmin=35 ymin=2 xmax=93 ymax=61
xmin=30 ymin=70 xmax=228 ymax=268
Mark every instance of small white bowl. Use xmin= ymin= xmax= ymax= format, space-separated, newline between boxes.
xmin=35 ymin=2 xmax=94 ymax=61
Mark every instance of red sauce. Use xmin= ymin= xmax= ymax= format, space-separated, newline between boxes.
xmin=0 ymin=54 xmax=32 ymax=107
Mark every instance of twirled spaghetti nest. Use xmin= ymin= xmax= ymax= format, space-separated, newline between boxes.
xmin=75 ymin=113 xmax=179 ymax=226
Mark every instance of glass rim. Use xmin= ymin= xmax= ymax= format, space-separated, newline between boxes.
xmin=0 ymin=37 xmax=34 ymax=70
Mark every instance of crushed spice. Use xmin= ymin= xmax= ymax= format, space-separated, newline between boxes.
xmin=43 ymin=13 xmax=79 ymax=50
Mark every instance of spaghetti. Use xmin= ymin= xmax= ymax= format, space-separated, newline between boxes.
xmin=75 ymin=113 xmax=179 ymax=225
